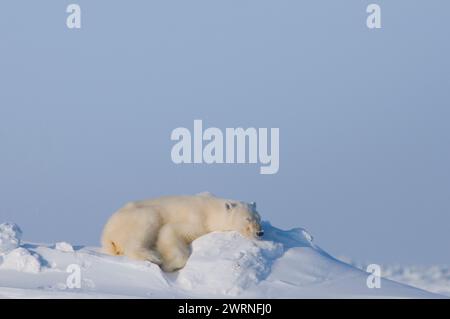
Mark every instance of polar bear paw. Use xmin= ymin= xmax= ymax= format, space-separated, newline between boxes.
xmin=162 ymin=254 xmax=188 ymax=272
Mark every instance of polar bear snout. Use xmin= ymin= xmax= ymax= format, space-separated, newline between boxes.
xmin=242 ymin=218 xmax=264 ymax=239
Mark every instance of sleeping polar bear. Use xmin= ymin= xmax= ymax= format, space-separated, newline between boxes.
xmin=101 ymin=193 xmax=263 ymax=272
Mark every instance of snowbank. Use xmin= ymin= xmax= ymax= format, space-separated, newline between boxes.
xmin=0 ymin=223 xmax=41 ymax=274
xmin=176 ymin=231 xmax=284 ymax=296
xmin=0 ymin=221 xmax=445 ymax=298
xmin=0 ymin=248 xmax=41 ymax=274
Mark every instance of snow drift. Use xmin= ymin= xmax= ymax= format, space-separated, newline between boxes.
xmin=0 ymin=221 xmax=444 ymax=298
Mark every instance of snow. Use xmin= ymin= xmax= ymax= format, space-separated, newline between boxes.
xmin=175 ymin=231 xmax=284 ymax=296
xmin=338 ymin=258 xmax=450 ymax=297
xmin=0 ymin=221 xmax=446 ymax=298
xmin=0 ymin=248 xmax=41 ymax=274
xmin=381 ymin=265 xmax=450 ymax=297
xmin=0 ymin=223 xmax=22 ymax=254
xmin=54 ymin=242 xmax=74 ymax=253
xmin=0 ymin=223 xmax=40 ymax=274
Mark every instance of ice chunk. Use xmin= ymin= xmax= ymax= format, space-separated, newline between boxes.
xmin=0 ymin=223 xmax=22 ymax=254
xmin=55 ymin=242 xmax=74 ymax=253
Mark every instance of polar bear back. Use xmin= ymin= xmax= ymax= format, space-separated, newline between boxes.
xmin=128 ymin=195 xmax=227 ymax=225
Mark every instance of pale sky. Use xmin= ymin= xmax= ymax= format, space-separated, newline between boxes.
xmin=1 ymin=1 xmax=449 ymax=264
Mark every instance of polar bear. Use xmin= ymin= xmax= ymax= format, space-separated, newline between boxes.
xmin=101 ymin=193 xmax=263 ymax=272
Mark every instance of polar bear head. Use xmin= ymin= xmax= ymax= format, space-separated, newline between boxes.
xmin=224 ymin=200 xmax=263 ymax=239
xmin=199 ymin=193 xmax=263 ymax=239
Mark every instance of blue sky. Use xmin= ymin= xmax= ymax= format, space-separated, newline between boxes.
xmin=1 ymin=1 xmax=449 ymax=264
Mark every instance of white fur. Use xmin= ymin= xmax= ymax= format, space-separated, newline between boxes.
xmin=101 ymin=193 xmax=262 ymax=272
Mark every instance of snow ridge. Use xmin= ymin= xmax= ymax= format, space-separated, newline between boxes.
xmin=0 ymin=222 xmax=445 ymax=298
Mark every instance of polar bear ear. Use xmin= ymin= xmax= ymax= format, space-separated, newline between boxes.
xmin=251 ymin=202 xmax=256 ymax=209
xmin=225 ymin=202 xmax=237 ymax=211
